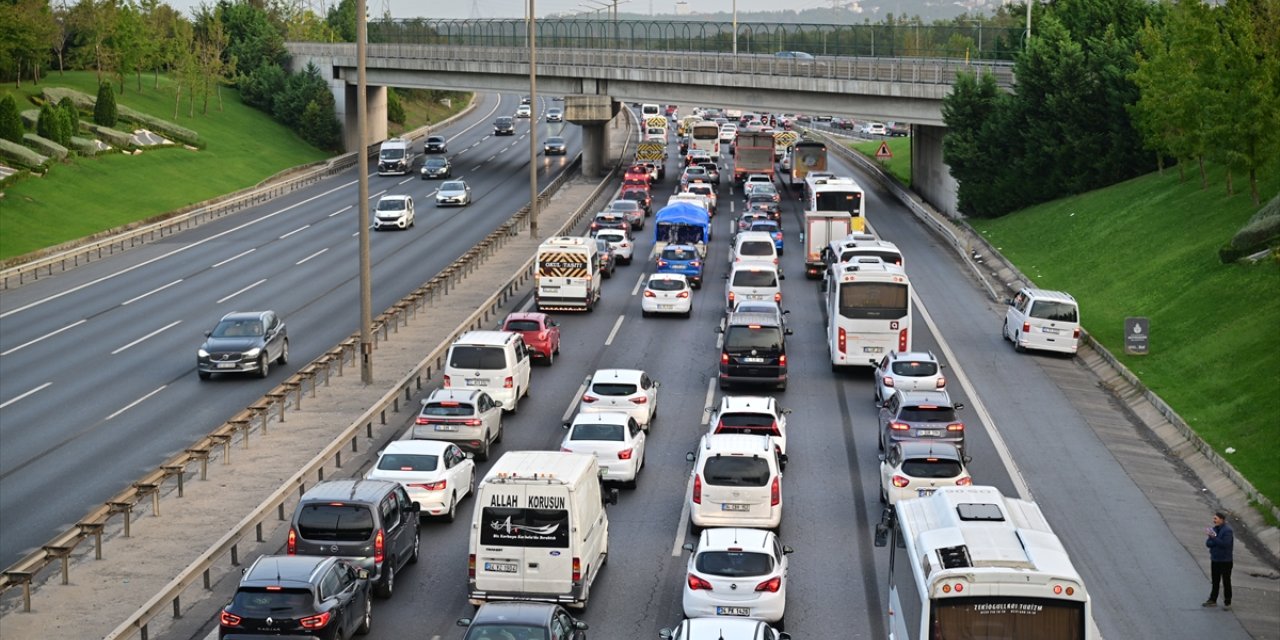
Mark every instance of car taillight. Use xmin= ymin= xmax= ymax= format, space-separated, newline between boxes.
xmin=838 ymin=327 xmax=846 ymax=354
xmin=415 ymin=416 xmax=429 ymax=424
xmin=755 ymin=576 xmax=782 ymax=592
xmin=687 ymin=574 xmax=714 ymax=590
xmin=937 ymin=376 xmax=947 ymax=389
xmin=693 ymin=474 xmax=702 ymax=503
xmin=630 ymin=396 xmax=648 ymax=404
xmin=644 ymin=290 xmax=656 ymax=297
xmin=774 ymin=292 xmax=781 ymax=302
xmin=572 ymin=558 xmax=582 ymax=582
xmin=657 ymin=260 xmax=668 ymax=267
xmin=771 ymin=476 xmax=781 ymax=506
xmin=1022 ymin=321 xmax=1031 ymax=334
xmin=443 ymin=375 xmax=452 ymax=388
xmin=727 ymin=291 xmax=735 ymax=304
xmin=957 ymin=476 xmax=973 ymax=486
xmin=690 ymin=261 xmax=700 ymax=267
xmin=410 ymin=480 xmax=446 ymax=491
xmin=720 ymin=353 xmax=729 ymax=366
xmin=464 ymin=418 xmax=482 ymax=426
xmin=890 ymin=422 xmax=911 ymax=431
xmin=947 ymin=422 xmax=965 ymax=432
xmin=287 ymin=528 xmax=296 ymax=555
xmin=299 ymin=611 xmax=332 ymax=630
xmin=892 ymin=475 xmax=911 ymax=488
xmin=1072 ymin=327 xmax=1081 ymax=339
xmin=677 ymin=291 xmax=689 ymax=298
xmin=504 ymin=376 xmax=514 ymax=389
xmin=618 ymin=448 xmax=634 ymax=460
xmin=884 ymin=376 xmax=895 ymax=388
xmin=468 ymin=554 xmax=476 ymax=578
xmin=899 ymin=328 xmax=909 ymax=352
xmin=220 ymin=611 xmax=242 ymax=627
xmin=581 ymin=394 xmax=598 ymax=403
xmin=374 ymin=529 xmax=385 ymax=565
xmin=779 ymin=354 xmax=787 ymax=368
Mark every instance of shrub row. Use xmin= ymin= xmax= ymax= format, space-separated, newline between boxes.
xmin=1221 ymin=195 xmax=1280 ymax=263
xmin=23 ymin=133 xmax=69 ymax=160
xmin=43 ymin=87 xmax=201 ymax=147
xmin=69 ymin=136 xmax=104 ymax=155
xmin=86 ymin=123 xmax=133 ymax=148
xmin=0 ymin=138 xmax=50 ymax=168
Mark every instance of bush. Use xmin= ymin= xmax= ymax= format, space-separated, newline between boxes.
xmin=387 ymin=88 xmax=405 ymax=125
xmin=1246 ymin=193 xmax=1280 ymax=225
xmin=23 ymin=133 xmax=69 ymax=160
xmin=86 ymin=123 xmax=133 ymax=148
xmin=44 ymin=87 xmax=201 ymax=146
xmin=69 ymin=136 xmax=103 ymax=155
xmin=0 ymin=95 xmax=23 ymax=143
xmin=94 ymin=83 xmax=118 ymax=127
xmin=238 ymin=63 xmax=287 ymax=114
xmin=37 ymin=103 xmax=74 ymax=147
xmin=58 ymin=97 xmax=80 ymax=138
xmin=299 ymin=95 xmax=342 ymax=152
xmin=0 ymin=138 xmax=50 ymax=168
xmin=274 ymin=63 xmax=330 ymax=130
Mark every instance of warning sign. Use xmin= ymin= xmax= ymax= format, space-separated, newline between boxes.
xmin=875 ymin=141 xmax=893 ymax=159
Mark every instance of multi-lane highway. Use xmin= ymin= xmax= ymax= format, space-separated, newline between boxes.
xmin=0 ymin=92 xmax=581 ymax=566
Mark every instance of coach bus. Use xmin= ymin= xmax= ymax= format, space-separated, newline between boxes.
xmin=875 ymin=486 xmax=1094 ymax=640
xmin=689 ymin=121 xmax=723 ymax=160
xmin=825 ymin=256 xmax=911 ymax=368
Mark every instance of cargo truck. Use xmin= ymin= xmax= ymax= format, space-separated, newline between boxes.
xmin=732 ymin=130 xmax=776 ymax=184
xmin=803 ymin=211 xmax=854 ymax=279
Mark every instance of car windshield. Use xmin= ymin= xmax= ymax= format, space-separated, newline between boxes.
xmin=696 ymin=551 xmax=774 ymax=577
xmin=685 ymin=168 xmax=706 ymax=177
xmin=597 ymin=232 xmax=626 ymax=243
xmin=1030 ymin=300 xmax=1079 ymax=322
xmin=496 ymin=118 xmax=512 ymax=125
xmin=465 ymin=625 xmax=550 ymax=640
xmin=750 ymin=223 xmax=780 ymax=233
xmin=738 ymin=241 xmax=774 ymax=257
xmin=899 ymin=406 xmax=958 ymax=423
xmin=546 ymin=137 xmax=565 ymax=144
xmin=504 ymin=320 xmax=541 ymax=332
xmin=425 ymin=158 xmax=446 ymax=167
xmin=901 ymin=458 xmax=964 ymax=478
xmin=689 ymin=185 xmax=712 ymax=195
xmin=570 ymin=423 xmax=626 ymax=442
xmin=891 ymin=360 xmax=939 ymax=377
xmin=211 ymin=318 xmax=263 ymax=338
xmin=377 ymin=199 xmax=406 ymax=211
xmin=732 ymin=270 xmax=778 ymax=287
xmin=662 ymin=248 xmax=696 ymax=261
xmin=621 ymin=190 xmax=647 ymax=201
xmin=648 ymin=279 xmax=686 ymax=291
xmin=380 ymin=149 xmax=403 ymax=159
xmin=591 ymin=382 xmax=638 ymax=396
xmin=230 ymin=588 xmax=314 ymax=617
xmin=376 ymin=453 xmax=439 ymax=472
xmin=702 ymin=456 xmax=770 ymax=486
xmin=421 ymin=402 xmax=475 ymax=417
xmin=748 ymin=194 xmax=776 ymax=205
xmin=449 ymin=345 xmax=507 ymax=370
xmin=441 ymin=182 xmax=465 ymax=191
xmin=428 ymin=137 xmax=444 ymax=144
xmin=296 ymin=504 xmax=374 ymax=541
xmin=724 ymin=325 xmax=782 ymax=350
xmin=610 ymin=201 xmax=639 ymax=212
xmin=734 ymin=302 xmax=778 ymax=315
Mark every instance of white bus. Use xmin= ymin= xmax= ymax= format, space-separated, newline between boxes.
xmin=808 ymin=176 xmax=867 ymax=233
xmin=825 ymin=256 xmax=911 ymax=368
xmin=689 ymin=121 xmax=722 ymax=160
xmin=875 ymin=486 xmax=1093 ymax=640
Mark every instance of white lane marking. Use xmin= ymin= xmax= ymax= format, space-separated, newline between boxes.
xmin=671 ymin=380 xmax=706 ymax=560
xmin=296 ymin=248 xmax=328 ymax=265
xmin=700 ymin=376 xmax=717 ymax=425
xmin=0 ymin=382 xmax=53 ymax=410
xmin=561 ymin=379 xmax=590 ymax=425
xmin=730 ymin=201 xmax=736 ymax=214
xmin=111 ymin=320 xmax=181 ymax=355
xmin=913 ymin=290 xmax=1033 ymax=501
xmin=486 ymin=155 xmax=497 ymax=162
xmin=105 ymin=385 xmax=166 ymax=421
xmin=482 ymin=135 xmax=491 ymax=141
xmin=329 ymin=205 xmax=352 ymax=217
xmin=398 ymin=176 xmax=414 ymax=186
xmin=211 ymin=248 xmax=255 ymax=268
xmin=216 ymin=278 xmax=267 ymax=304
xmin=122 ymin=279 xmax=183 ymax=306
xmin=369 ymin=189 xmax=387 ymax=200
xmin=604 ymin=315 xmax=625 ymax=346
xmin=279 ymin=224 xmax=310 ymax=239
xmin=631 ymin=273 xmax=646 ymax=296
xmin=1 ymin=319 xmax=87 ymax=357
xmin=472 ymin=166 xmax=484 ymax=172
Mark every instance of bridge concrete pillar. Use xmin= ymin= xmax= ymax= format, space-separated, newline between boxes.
xmin=341 ymin=84 xmax=388 ymax=154
xmin=910 ymin=124 xmax=959 ymax=217
xmin=564 ymin=94 xmax=618 ymax=178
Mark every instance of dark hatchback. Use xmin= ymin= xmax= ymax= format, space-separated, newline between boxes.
xmin=493 ymin=117 xmax=515 ymax=135
xmin=424 ymin=135 xmax=448 ymax=153
xmin=219 ymin=555 xmax=371 ymax=640
xmin=458 ymin=602 xmax=587 ymax=640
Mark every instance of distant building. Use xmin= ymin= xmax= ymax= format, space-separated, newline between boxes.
xmin=674 ymin=0 xmax=690 ymax=15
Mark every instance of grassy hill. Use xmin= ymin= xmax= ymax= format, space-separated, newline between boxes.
xmin=969 ymin=164 xmax=1280 ymax=507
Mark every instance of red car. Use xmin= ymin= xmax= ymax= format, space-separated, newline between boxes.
xmin=625 ymin=164 xmax=652 ymax=185
xmin=502 ymin=312 xmax=561 ymax=366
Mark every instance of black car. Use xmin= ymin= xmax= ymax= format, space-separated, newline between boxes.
xmin=219 ymin=555 xmax=371 ymax=640
xmin=420 ymin=156 xmax=452 ymax=179
xmin=458 ymin=602 xmax=587 ymax=640
xmin=197 ymin=310 xmax=288 ymax=380
xmin=424 ymin=135 xmax=448 ymax=153
xmin=543 ymin=136 xmax=568 ymax=155
xmin=494 ymin=117 xmax=515 ymax=136
xmin=717 ymin=311 xmax=791 ymax=391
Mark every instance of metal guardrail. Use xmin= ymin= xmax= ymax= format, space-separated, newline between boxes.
xmin=291 ymin=42 xmax=1015 ymax=89
xmin=26 ymin=110 xmax=636 ymax=640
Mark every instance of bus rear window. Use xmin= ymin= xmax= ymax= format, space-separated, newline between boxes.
xmin=837 ymin=282 xmax=908 ymax=319
xmin=724 ymin=326 xmax=782 ymax=351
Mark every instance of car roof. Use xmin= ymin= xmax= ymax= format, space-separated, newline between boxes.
xmin=718 ymin=395 xmax=776 ymax=413
xmin=700 ymin=433 xmax=775 ymax=455
xmin=427 ymin=135 xmax=445 ymax=141
xmin=570 ymin=411 xmax=633 ymax=426
xmin=890 ymin=351 xmax=938 ymax=362
xmin=219 ymin=311 xmax=270 ymax=322
xmin=725 ymin=311 xmax=783 ymax=328
xmin=505 ymin=311 xmax=548 ymax=323
xmin=470 ymin=601 xmax=560 ymax=625
xmin=894 ymin=390 xmax=955 ymax=406
xmin=380 ymin=194 xmax=410 ymax=201
xmin=1021 ymin=288 xmax=1077 ymax=304
xmin=590 ymin=368 xmax=645 ymax=383
xmin=426 ymin=388 xmax=485 ymax=403
xmin=896 ymin=440 xmax=963 ymax=459
xmin=243 ymin=554 xmax=332 ymax=588
xmin=381 ymin=439 xmax=452 ymax=456
xmin=682 ymin=617 xmax=768 ymax=636
xmin=299 ymin=479 xmax=398 ymax=504
xmin=647 ymin=273 xmax=689 ymax=284
xmin=663 ymin=243 xmax=698 ymax=252
xmin=699 ymin=527 xmax=774 ymax=551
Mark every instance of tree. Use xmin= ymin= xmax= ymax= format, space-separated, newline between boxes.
xmin=37 ymin=102 xmax=71 ymax=145
xmin=1 ymin=0 xmax=58 ymax=86
xmin=299 ymin=94 xmax=342 ymax=151
xmin=274 ymin=62 xmax=330 ymax=130
xmin=325 ymin=0 xmax=358 ymax=43
xmin=387 ymin=88 xmax=405 ymax=125
xmin=1209 ymin=0 xmax=1280 ymax=204
xmin=111 ymin=0 xmax=147 ymax=93
xmin=94 ymin=81 xmax=118 ymax=127
xmin=59 ymin=96 xmax=80 ymax=138
xmin=68 ymin=0 xmax=120 ymax=85
xmin=239 ymin=63 xmax=287 ymax=113
xmin=0 ymin=95 xmax=25 ymax=143
xmin=217 ymin=0 xmax=286 ymax=76
xmin=942 ymin=71 xmax=1005 ymax=216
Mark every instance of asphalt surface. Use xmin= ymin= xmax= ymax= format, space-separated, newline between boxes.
xmin=0 ymin=92 xmax=582 ymax=567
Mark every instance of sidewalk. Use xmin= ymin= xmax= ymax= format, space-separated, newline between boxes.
xmin=0 ymin=112 xmax=633 ymax=640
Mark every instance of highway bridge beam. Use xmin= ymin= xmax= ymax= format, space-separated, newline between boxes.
xmin=910 ymin=124 xmax=959 ymax=216
xmin=564 ymin=95 xmax=618 ymax=178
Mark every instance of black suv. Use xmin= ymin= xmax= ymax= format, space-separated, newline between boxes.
xmin=458 ymin=602 xmax=587 ymax=640
xmin=717 ymin=311 xmax=792 ymax=391
xmin=494 ymin=117 xmax=516 ymax=136
xmin=424 ymin=135 xmax=448 ymax=153
xmin=877 ymin=389 xmax=967 ymax=455
xmin=219 ymin=554 xmax=371 ymax=639
xmin=288 ymin=480 xmax=420 ymax=600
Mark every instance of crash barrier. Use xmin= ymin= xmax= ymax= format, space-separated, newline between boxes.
xmin=0 ymin=97 xmax=479 ymax=290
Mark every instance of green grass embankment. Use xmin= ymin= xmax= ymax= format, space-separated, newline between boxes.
xmin=849 ymin=137 xmax=911 ymax=186
xmin=968 ymin=164 xmax=1280 ymax=506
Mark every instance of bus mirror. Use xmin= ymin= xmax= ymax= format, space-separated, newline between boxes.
xmin=955 ymin=403 xmax=966 ymax=411
xmin=785 ymin=328 xmax=793 ymax=335
xmin=874 ymin=523 xmax=890 ymax=547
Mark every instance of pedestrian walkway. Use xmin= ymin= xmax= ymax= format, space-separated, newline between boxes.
xmin=0 ymin=113 xmax=634 ymax=640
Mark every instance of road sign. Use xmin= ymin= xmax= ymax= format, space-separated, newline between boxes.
xmin=1124 ymin=317 xmax=1149 ymax=355
xmin=875 ymin=141 xmax=893 ymax=159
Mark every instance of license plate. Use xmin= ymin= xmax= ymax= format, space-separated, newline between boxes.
xmin=917 ymin=488 xmax=936 ymax=497
xmin=1042 ymin=327 xmax=1061 ymax=334
xmin=671 ymin=265 xmax=686 ymax=270
xmin=721 ymin=503 xmax=750 ymax=512
xmin=659 ymin=304 xmax=673 ymax=310
xmin=716 ymin=606 xmax=751 ymax=616
xmin=863 ymin=347 xmax=884 ymax=354
xmin=466 ymin=378 xmax=488 ymax=386
xmin=216 ymin=362 xmax=237 ymax=369
xmin=919 ymin=429 xmax=943 ymax=437
xmin=484 ymin=562 xmax=518 ymax=573
xmin=746 ymin=294 xmax=765 ymax=300
xmin=742 ymin=357 xmax=765 ymax=363
xmin=433 ymin=424 xmax=458 ymax=432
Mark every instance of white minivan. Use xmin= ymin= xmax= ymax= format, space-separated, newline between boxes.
xmin=468 ymin=451 xmax=617 ymax=609
xmin=1003 ymin=288 xmax=1081 ymax=355
xmin=725 ymin=263 xmax=783 ymax=310
xmin=686 ymin=434 xmax=783 ymax=533
xmin=731 ymin=231 xmax=780 ymax=268
xmin=444 ymin=331 xmax=532 ymax=412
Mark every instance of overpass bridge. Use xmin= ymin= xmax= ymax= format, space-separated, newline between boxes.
xmin=285 ymin=20 xmax=1016 ymax=215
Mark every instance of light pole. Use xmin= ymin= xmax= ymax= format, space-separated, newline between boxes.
xmin=732 ymin=0 xmax=738 ymax=56
xmin=528 ymin=0 xmax=539 ymax=237
xmin=965 ymin=19 xmax=982 ymax=60
xmin=1025 ymin=0 xmax=1032 ymax=49
xmin=356 ymin=0 xmax=373 ymax=383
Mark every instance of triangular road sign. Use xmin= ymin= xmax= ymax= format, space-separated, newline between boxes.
xmin=875 ymin=140 xmax=893 ymax=159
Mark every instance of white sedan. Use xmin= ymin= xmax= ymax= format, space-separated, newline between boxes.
xmin=577 ymin=368 xmax=659 ymax=430
xmin=594 ymin=228 xmax=634 ymax=264
xmin=878 ymin=441 xmax=972 ymax=505
xmin=641 ymin=273 xmax=693 ymax=318
xmin=365 ymin=439 xmax=476 ymax=521
xmin=559 ymin=413 xmax=647 ymax=488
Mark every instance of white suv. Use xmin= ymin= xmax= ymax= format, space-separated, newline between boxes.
xmin=872 ymin=351 xmax=946 ymax=405
xmin=682 ymin=527 xmax=792 ymax=625
xmin=686 ymin=434 xmax=783 ymax=533
xmin=373 ymin=194 xmax=415 ymax=230
xmin=1003 ymin=287 xmax=1081 ymax=355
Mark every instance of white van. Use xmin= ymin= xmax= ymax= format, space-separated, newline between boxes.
xmin=444 ymin=331 xmax=532 ymax=412
xmin=731 ymin=231 xmax=780 ymax=268
xmin=536 ymin=236 xmax=602 ymax=312
xmin=1003 ymin=287 xmax=1081 ymax=355
xmin=468 ymin=451 xmax=617 ymax=609
xmin=641 ymin=103 xmax=662 ymax=118
xmin=725 ymin=263 xmax=783 ymax=310
xmin=685 ymin=433 xmax=783 ymax=532
xmin=377 ymin=137 xmax=415 ymax=176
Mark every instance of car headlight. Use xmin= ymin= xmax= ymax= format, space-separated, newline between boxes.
xmin=197 ymin=349 xmax=210 ymax=358
xmin=243 ymin=348 xmax=262 ymax=359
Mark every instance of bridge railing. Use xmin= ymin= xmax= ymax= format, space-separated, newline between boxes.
xmin=360 ymin=18 xmax=1022 ymax=61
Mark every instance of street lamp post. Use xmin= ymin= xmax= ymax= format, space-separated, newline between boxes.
xmin=528 ymin=0 xmax=539 ymax=237
xmin=356 ymin=0 xmax=373 ymax=383
xmin=732 ymin=0 xmax=738 ymax=56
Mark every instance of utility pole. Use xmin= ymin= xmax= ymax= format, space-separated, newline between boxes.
xmin=356 ymin=0 xmax=373 ymax=383
xmin=528 ymin=0 xmax=540 ymax=238
xmin=1025 ymin=0 xmax=1032 ymax=49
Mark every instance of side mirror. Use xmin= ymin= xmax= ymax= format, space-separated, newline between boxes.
xmin=659 ymin=630 xmax=675 ymax=640
xmin=204 ymin=330 xmax=213 ymax=337
xmin=685 ymin=452 xmax=696 ymax=463
xmin=722 ymin=273 xmax=730 ymax=280
xmin=778 ymin=453 xmax=789 ymax=466
xmin=877 ymin=453 xmax=886 ymax=462
xmin=465 ymin=451 xmax=475 ymax=459
xmin=955 ymin=403 xmax=966 ymax=411
xmin=963 ymin=455 xmax=973 ymax=464
xmin=410 ymin=502 xmax=421 ymax=513
xmin=785 ymin=328 xmax=794 ymax=335
xmin=457 ymin=617 xmax=473 ymax=628
xmin=682 ymin=542 xmax=695 ymax=552
xmin=782 ymin=545 xmax=794 ymax=555
xmin=779 ymin=633 xmax=793 ymax=640
xmin=563 ymin=422 xmax=571 ymax=429
xmin=604 ymin=488 xmax=619 ymax=506
xmin=420 ymin=399 xmax=429 ymax=407
xmin=779 ymin=273 xmax=786 ymax=280
xmin=493 ymin=400 xmax=504 ymax=408
xmin=356 ymin=568 xmax=370 ymax=581
xmin=1005 ymin=298 xmax=1014 ymax=305
xmin=782 ymin=309 xmax=791 ymax=315
xmin=874 ymin=522 xmax=890 ymax=548
xmin=714 ymin=326 xmax=724 ymax=334
xmin=574 ymin=621 xmax=589 ymax=630
xmin=652 ymin=381 xmax=660 ymax=388
xmin=704 ymin=407 xmax=714 ymax=414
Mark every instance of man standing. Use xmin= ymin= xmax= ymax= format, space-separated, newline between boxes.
xmin=1203 ymin=511 xmax=1234 ymax=610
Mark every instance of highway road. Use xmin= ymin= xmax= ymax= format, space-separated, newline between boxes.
xmin=161 ymin=109 xmax=1252 ymax=639
xmin=0 ymin=92 xmax=584 ymax=567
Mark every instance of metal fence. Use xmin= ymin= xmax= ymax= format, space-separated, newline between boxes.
xmin=361 ymin=19 xmax=1021 ymax=60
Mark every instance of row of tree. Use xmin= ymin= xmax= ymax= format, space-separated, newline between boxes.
xmin=944 ymin=0 xmax=1278 ymax=217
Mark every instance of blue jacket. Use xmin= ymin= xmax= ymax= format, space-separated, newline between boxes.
xmin=1206 ymin=523 xmax=1234 ymax=562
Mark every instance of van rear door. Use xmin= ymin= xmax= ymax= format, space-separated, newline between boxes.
xmin=518 ymin=488 xmax=574 ymax=597
xmin=474 ymin=484 xmax=528 ymax=595
xmin=700 ymin=454 xmax=774 ymax=518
